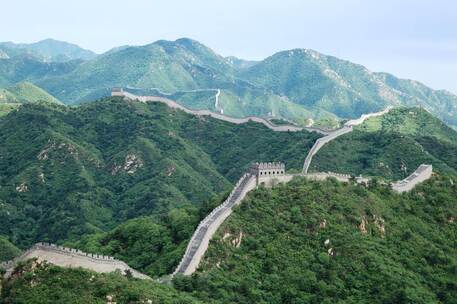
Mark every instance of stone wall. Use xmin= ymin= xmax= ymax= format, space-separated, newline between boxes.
xmin=392 ymin=164 xmax=433 ymax=193
xmin=302 ymin=126 xmax=353 ymax=174
xmin=173 ymin=173 xmax=257 ymax=275
xmin=114 ymin=90 xmax=329 ymax=134
xmin=1 ymin=243 xmax=150 ymax=280
xmin=302 ymin=107 xmax=393 ymax=174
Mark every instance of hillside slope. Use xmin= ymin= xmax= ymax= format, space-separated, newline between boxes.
xmin=240 ymin=49 xmax=457 ymax=127
xmin=0 ymin=55 xmax=82 ymax=87
xmin=1 ymin=261 xmax=205 ymax=304
xmin=179 ymin=176 xmax=457 ymax=304
xmin=0 ymin=236 xmax=21 ymax=262
xmin=0 ymin=82 xmax=60 ymax=104
xmin=2 ymin=38 xmax=457 ymax=129
xmin=311 ymin=107 xmax=457 ymax=179
xmin=0 ymin=98 xmax=318 ymax=248
xmin=0 ymin=39 xmax=96 ymax=62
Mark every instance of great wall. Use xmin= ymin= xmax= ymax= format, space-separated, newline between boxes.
xmin=111 ymin=88 xmax=330 ymax=134
xmin=0 ymin=89 xmax=433 ymax=280
xmin=0 ymin=243 xmax=150 ymax=280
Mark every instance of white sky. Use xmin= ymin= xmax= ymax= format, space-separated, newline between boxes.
xmin=2 ymin=0 xmax=456 ymax=93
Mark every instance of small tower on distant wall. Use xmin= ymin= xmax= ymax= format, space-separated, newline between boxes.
xmin=111 ymin=87 xmax=124 ymax=97
xmin=250 ymin=162 xmax=285 ymax=184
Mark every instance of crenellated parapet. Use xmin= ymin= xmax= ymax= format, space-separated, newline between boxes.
xmin=1 ymin=242 xmax=151 ymax=280
xmin=251 ymin=162 xmax=285 ymax=178
xmin=33 ymin=243 xmax=117 ymax=261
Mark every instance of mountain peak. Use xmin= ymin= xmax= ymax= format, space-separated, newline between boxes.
xmin=0 ymin=38 xmax=96 ymax=62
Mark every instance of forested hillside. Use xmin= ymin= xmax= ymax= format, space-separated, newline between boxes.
xmin=0 ymin=39 xmax=96 ymax=62
xmin=312 ymin=108 xmax=457 ymax=179
xmin=0 ymin=82 xmax=60 ymax=104
xmin=2 ymin=38 xmax=457 ymax=129
xmin=0 ymin=97 xmax=318 ymax=248
xmin=174 ymin=176 xmax=457 ymax=304
xmin=3 ymin=176 xmax=455 ymax=303
xmin=0 ymin=261 xmax=204 ymax=304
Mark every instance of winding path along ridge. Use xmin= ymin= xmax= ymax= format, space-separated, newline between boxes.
xmin=2 ymin=92 xmax=430 ymax=281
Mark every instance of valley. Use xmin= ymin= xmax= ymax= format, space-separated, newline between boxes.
xmin=0 ymin=92 xmax=438 ymax=283
xmin=0 ymin=37 xmax=456 ymax=304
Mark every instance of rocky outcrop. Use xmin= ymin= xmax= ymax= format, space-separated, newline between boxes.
xmin=111 ymin=154 xmax=144 ymax=175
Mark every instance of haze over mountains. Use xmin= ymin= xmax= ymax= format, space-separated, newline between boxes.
xmin=1 ymin=38 xmax=457 ymax=129
xmin=0 ymin=39 xmax=96 ymax=62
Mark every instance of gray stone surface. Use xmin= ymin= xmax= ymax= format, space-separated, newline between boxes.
xmin=1 ymin=243 xmax=151 ymax=280
xmin=392 ymin=164 xmax=433 ymax=192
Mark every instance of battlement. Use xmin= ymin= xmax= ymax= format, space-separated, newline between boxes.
xmin=251 ymin=162 xmax=285 ymax=175
xmin=249 ymin=162 xmax=287 ymax=185
xmin=34 ymin=242 xmax=117 ymax=261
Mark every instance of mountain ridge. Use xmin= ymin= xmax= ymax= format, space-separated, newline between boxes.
xmin=0 ymin=37 xmax=456 ymax=129
xmin=0 ymin=38 xmax=97 ymax=62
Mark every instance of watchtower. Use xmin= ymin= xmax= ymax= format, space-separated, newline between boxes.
xmin=250 ymin=162 xmax=286 ymax=185
xmin=111 ymin=87 xmax=124 ymax=97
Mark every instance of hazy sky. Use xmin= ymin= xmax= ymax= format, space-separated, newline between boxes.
xmin=2 ymin=0 xmax=456 ymax=93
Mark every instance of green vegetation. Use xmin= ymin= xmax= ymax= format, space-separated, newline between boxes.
xmin=240 ymin=49 xmax=457 ymax=128
xmin=0 ymin=236 xmax=21 ymax=262
xmin=357 ymin=107 xmax=457 ymax=143
xmin=174 ymin=176 xmax=457 ymax=304
xmin=0 ymin=98 xmax=317 ymax=248
xmin=0 ymin=260 xmax=204 ymax=304
xmin=0 ymin=39 xmax=96 ymax=62
xmin=0 ymin=55 xmax=81 ymax=88
xmin=312 ymin=108 xmax=457 ymax=180
xmin=2 ymin=176 xmax=456 ymax=303
xmin=0 ymin=104 xmax=20 ymax=117
xmin=3 ymin=38 xmax=456 ymax=128
xmin=68 ymin=194 xmax=226 ymax=277
xmin=0 ymin=82 xmax=60 ymax=104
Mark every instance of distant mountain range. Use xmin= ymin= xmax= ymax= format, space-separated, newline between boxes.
xmin=0 ymin=39 xmax=96 ymax=62
xmin=0 ymin=82 xmax=60 ymax=104
xmin=0 ymin=38 xmax=456 ymax=128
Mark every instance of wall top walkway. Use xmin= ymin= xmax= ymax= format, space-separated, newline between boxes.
xmin=392 ymin=164 xmax=433 ymax=192
xmin=113 ymin=90 xmax=332 ymax=135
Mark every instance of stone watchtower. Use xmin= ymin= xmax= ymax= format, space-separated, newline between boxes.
xmin=250 ymin=162 xmax=286 ymax=185
xmin=111 ymin=87 xmax=124 ymax=97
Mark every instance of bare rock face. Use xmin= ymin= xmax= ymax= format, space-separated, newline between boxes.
xmin=222 ymin=230 xmax=243 ymax=248
xmin=106 ymin=295 xmax=116 ymax=304
xmin=373 ymin=215 xmax=386 ymax=237
xmin=319 ymin=219 xmax=327 ymax=229
xmin=359 ymin=215 xmax=368 ymax=235
xmin=123 ymin=154 xmax=143 ymax=174
xmin=231 ymin=231 xmax=243 ymax=248
xmin=166 ymin=165 xmax=176 ymax=177
xmin=37 ymin=140 xmax=79 ymax=161
xmin=16 ymin=182 xmax=28 ymax=193
xmin=111 ymin=154 xmax=144 ymax=175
